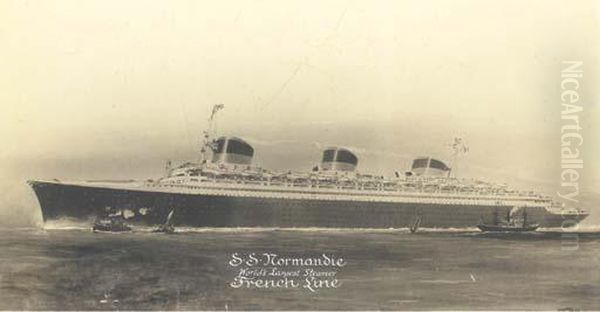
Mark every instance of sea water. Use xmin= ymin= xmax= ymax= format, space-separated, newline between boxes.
xmin=0 ymin=226 xmax=599 ymax=310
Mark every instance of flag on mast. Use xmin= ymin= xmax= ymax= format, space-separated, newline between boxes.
xmin=447 ymin=137 xmax=468 ymax=177
xmin=210 ymin=104 xmax=225 ymax=121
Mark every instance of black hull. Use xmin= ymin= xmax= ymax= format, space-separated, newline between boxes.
xmin=92 ymin=225 xmax=132 ymax=233
xmin=29 ymin=181 xmax=587 ymax=229
xmin=476 ymin=224 xmax=540 ymax=232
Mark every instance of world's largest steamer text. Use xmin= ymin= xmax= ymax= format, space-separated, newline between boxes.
xmin=228 ymin=253 xmax=346 ymax=293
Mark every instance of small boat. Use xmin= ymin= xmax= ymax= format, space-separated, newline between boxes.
xmin=477 ymin=207 xmax=538 ymax=232
xmin=409 ymin=212 xmax=422 ymax=233
xmin=476 ymin=223 xmax=539 ymax=232
xmin=153 ymin=209 xmax=176 ymax=234
xmin=92 ymin=217 xmax=131 ymax=233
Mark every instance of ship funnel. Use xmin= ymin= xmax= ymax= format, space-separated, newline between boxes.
xmin=411 ymin=157 xmax=450 ymax=176
xmin=211 ymin=136 xmax=254 ymax=165
xmin=320 ymin=147 xmax=358 ymax=172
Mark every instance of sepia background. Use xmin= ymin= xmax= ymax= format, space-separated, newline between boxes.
xmin=0 ymin=0 xmax=598 ymax=227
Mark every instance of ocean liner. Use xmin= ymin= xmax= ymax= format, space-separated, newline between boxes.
xmin=29 ymin=105 xmax=588 ymax=229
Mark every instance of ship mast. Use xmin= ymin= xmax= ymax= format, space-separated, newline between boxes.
xmin=200 ymin=104 xmax=225 ymax=164
xmin=447 ymin=137 xmax=468 ymax=178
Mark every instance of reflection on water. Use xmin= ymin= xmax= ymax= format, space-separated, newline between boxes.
xmin=0 ymin=227 xmax=599 ymax=310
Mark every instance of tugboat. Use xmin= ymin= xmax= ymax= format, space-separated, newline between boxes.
xmin=477 ymin=207 xmax=539 ymax=232
xmin=92 ymin=207 xmax=132 ymax=233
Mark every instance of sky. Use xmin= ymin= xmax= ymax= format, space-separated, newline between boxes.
xmin=0 ymin=0 xmax=599 ymax=226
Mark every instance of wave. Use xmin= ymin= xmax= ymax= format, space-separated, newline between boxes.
xmin=40 ymin=222 xmax=483 ymax=234
xmin=43 ymin=218 xmax=92 ymax=230
xmin=538 ymin=225 xmax=600 ymax=233
xmin=39 ymin=219 xmax=600 ymax=234
xmin=173 ymin=226 xmax=482 ymax=233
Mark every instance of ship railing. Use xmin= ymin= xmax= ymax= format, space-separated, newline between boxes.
xmin=317 ymin=184 xmax=336 ymax=189
xmin=157 ymin=180 xmax=544 ymax=203
xmin=189 ymin=173 xmax=545 ymax=199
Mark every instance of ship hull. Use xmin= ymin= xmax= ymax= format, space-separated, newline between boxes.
xmin=476 ymin=224 xmax=540 ymax=232
xmin=29 ymin=181 xmax=587 ymax=229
